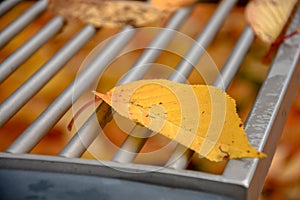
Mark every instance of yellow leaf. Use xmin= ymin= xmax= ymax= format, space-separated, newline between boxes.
xmin=94 ymin=79 xmax=266 ymax=162
xmin=51 ymin=0 xmax=162 ymax=28
xmin=245 ymin=0 xmax=298 ymax=43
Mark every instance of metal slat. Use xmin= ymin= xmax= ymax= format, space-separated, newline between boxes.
xmin=112 ymin=0 xmax=238 ymax=163
xmin=0 ymin=24 xmax=95 ymax=127
xmin=166 ymin=26 xmax=255 ymax=169
xmin=0 ymin=0 xmax=48 ymax=48
xmin=0 ymin=0 xmax=20 ymax=16
xmin=169 ymin=0 xmax=238 ymax=83
xmin=119 ymin=6 xmax=194 ymax=83
xmin=213 ymin=27 xmax=255 ymax=90
xmin=59 ymin=7 xmax=194 ymax=158
xmin=6 ymin=26 xmax=135 ymax=154
xmin=0 ymin=16 xmax=64 ymax=84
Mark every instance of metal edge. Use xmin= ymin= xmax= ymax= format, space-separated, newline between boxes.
xmin=0 ymin=152 xmax=244 ymax=199
xmin=223 ymin=3 xmax=300 ymax=200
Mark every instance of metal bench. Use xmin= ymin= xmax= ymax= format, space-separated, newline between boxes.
xmin=1 ymin=0 xmax=299 ymax=199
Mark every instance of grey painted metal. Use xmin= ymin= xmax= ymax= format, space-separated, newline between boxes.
xmin=0 ymin=0 xmax=20 ymax=16
xmin=0 ymin=16 xmax=64 ymax=84
xmin=223 ymin=4 xmax=300 ymax=199
xmin=113 ymin=0 xmax=237 ymax=163
xmin=166 ymin=26 xmax=255 ymax=169
xmin=6 ymin=26 xmax=135 ymax=154
xmin=60 ymin=7 xmax=193 ymax=159
xmin=0 ymin=153 xmax=238 ymax=199
xmin=0 ymin=0 xmax=48 ymax=48
xmin=169 ymin=0 xmax=238 ymax=83
xmin=0 ymin=24 xmax=95 ymax=127
xmin=0 ymin=169 xmax=232 ymax=200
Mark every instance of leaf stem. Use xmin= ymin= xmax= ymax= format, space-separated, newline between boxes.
xmin=67 ymin=95 xmax=102 ymax=131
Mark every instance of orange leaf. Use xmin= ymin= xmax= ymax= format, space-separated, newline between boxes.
xmin=150 ymin=0 xmax=197 ymax=12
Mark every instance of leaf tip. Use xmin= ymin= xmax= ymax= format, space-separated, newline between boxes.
xmin=257 ymin=151 xmax=267 ymax=159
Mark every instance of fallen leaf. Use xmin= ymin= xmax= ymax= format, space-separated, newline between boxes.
xmin=150 ymin=0 xmax=197 ymax=12
xmin=50 ymin=0 xmax=162 ymax=28
xmin=245 ymin=0 xmax=298 ymax=43
xmin=94 ymin=79 xmax=266 ymax=162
